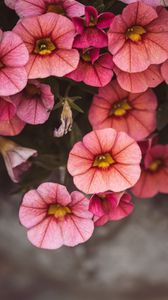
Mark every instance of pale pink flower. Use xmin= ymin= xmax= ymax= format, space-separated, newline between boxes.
xmin=161 ymin=59 xmax=168 ymax=84
xmin=0 ymin=29 xmax=29 ymax=96
xmin=88 ymin=80 xmax=157 ymax=141
xmin=0 ymin=96 xmax=16 ymax=121
xmin=13 ymin=13 xmax=79 ymax=79
xmin=120 ymin=0 xmax=168 ymax=7
xmin=89 ymin=191 xmax=134 ymax=226
xmin=19 ymin=182 xmax=94 ymax=249
xmin=114 ymin=64 xmax=163 ymax=93
xmin=11 ymin=80 xmax=54 ymax=125
xmin=67 ymin=128 xmax=142 ymax=194
xmin=108 ymin=3 xmax=168 ymax=73
xmin=0 ymin=137 xmax=37 ymax=182
xmin=15 ymin=0 xmax=84 ymax=18
xmin=4 ymin=0 xmax=17 ymax=9
xmin=0 ymin=116 xmax=25 ymax=136
xmin=132 ymin=144 xmax=168 ymax=198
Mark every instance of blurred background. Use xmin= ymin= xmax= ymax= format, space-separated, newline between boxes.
xmin=1 ymin=1 xmax=168 ymax=299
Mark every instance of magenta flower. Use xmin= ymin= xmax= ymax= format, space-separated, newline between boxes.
xmin=4 ymin=0 xmax=17 ymax=9
xmin=132 ymin=144 xmax=168 ymax=198
xmin=120 ymin=0 xmax=168 ymax=6
xmin=89 ymin=191 xmax=134 ymax=226
xmin=0 ymin=29 xmax=29 ymax=96
xmin=114 ymin=64 xmax=163 ymax=93
xmin=19 ymin=182 xmax=94 ymax=249
xmin=161 ymin=59 xmax=168 ymax=84
xmin=0 ymin=137 xmax=37 ymax=182
xmin=73 ymin=6 xmax=114 ymax=49
xmin=67 ymin=128 xmax=142 ymax=194
xmin=15 ymin=0 xmax=84 ymax=18
xmin=108 ymin=3 xmax=168 ymax=73
xmin=88 ymin=80 xmax=157 ymax=141
xmin=67 ymin=48 xmax=114 ymax=87
xmin=11 ymin=80 xmax=54 ymax=125
xmin=13 ymin=13 xmax=79 ymax=79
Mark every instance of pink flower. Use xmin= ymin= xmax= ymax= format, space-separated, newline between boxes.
xmin=0 ymin=137 xmax=37 ymax=182
xmin=67 ymin=128 xmax=142 ymax=194
xmin=13 ymin=13 xmax=79 ymax=79
xmin=161 ymin=59 xmax=168 ymax=84
xmin=88 ymin=80 xmax=157 ymax=141
xmin=73 ymin=6 xmax=114 ymax=49
xmin=11 ymin=80 xmax=54 ymax=125
xmin=89 ymin=191 xmax=134 ymax=226
xmin=120 ymin=0 xmax=168 ymax=7
xmin=67 ymin=48 xmax=114 ymax=87
xmin=0 ymin=96 xmax=16 ymax=121
xmin=15 ymin=0 xmax=84 ymax=18
xmin=0 ymin=115 xmax=25 ymax=136
xmin=114 ymin=64 xmax=163 ymax=93
xmin=19 ymin=182 xmax=94 ymax=249
xmin=4 ymin=0 xmax=17 ymax=9
xmin=108 ymin=3 xmax=168 ymax=73
xmin=0 ymin=29 xmax=29 ymax=96
xmin=132 ymin=144 xmax=168 ymax=198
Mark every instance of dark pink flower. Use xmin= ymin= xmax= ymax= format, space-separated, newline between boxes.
xmin=0 ymin=137 xmax=37 ymax=182
xmin=13 ymin=13 xmax=79 ymax=79
xmin=88 ymin=80 xmax=157 ymax=141
xmin=67 ymin=128 xmax=142 ymax=194
xmin=11 ymin=80 xmax=54 ymax=125
xmin=0 ymin=116 xmax=25 ymax=136
xmin=15 ymin=0 xmax=84 ymax=18
xmin=89 ymin=191 xmax=134 ymax=226
xmin=161 ymin=59 xmax=168 ymax=84
xmin=73 ymin=6 xmax=114 ymax=49
xmin=0 ymin=96 xmax=16 ymax=121
xmin=132 ymin=144 xmax=168 ymax=198
xmin=114 ymin=64 xmax=163 ymax=93
xmin=0 ymin=29 xmax=29 ymax=96
xmin=19 ymin=182 xmax=94 ymax=249
xmin=67 ymin=48 xmax=114 ymax=87
xmin=108 ymin=3 xmax=168 ymax=73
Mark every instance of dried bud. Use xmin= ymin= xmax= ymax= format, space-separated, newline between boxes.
xmin=54 ymin=100 xmax=73 ymax=138
xmin=0 ymin=137 xmax=37 ymax=182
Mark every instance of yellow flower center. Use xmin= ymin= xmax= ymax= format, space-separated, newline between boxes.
xmin=24 ymin=83 xmax=41 ymax=97
xmin=47 ymin=4 xmax=65 ymax=15
xmin=93 ymin=153 xmax=115 ymax=169
xmin=48 ymin=204 xmax=71 ymax=218
xmin=34 ymin=38 xmax=56 ymax=55
xmin=148 ymin=159 xmax=162 ymax=172
xmin=89 ymin=16 xmax=97 ymax=27
xmin=126 ymin=26 xmax=146 ymax=42
xmin=110 ymin=99 xmax=132 ymax=117
xmin=81 ymin=50 xmax=91 ymax=62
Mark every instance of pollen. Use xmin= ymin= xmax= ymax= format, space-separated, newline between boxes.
xmin=93 ymin=153 xmax=115 ymax=169
xmin=34 ymin=38 xmax=56 ymax=55
xmin=148 ymin=159 xmax=162 ymax=172
xmin=126 ymin=26 xmax=146 ymax=42
xmin=110 ymin=99 xmax=132 ymax=117
xmin=48 ymin=204 xmax=71 ymax=218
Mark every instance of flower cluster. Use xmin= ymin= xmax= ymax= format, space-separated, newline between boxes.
xmin=1 ymin=0 xmax=168 ymax=250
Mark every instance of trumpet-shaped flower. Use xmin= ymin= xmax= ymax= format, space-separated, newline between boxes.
xmin=0 ymin=137 xmax=37 ymax=182
xmin=12 ymin=80 xmax=54 ymax=125
xmin=4 ymin=0 xmax=17 ymax=9
xmin=132 ymin=144 xmax=168 ymax=198
xmin=67 ymin=48 xmax=114 ymax=87
xmin=0 ymin=96 xmax=16 ymax=121
xmin=108 ymin=3 xmax=168 ymax=73
xmin=89 ymin=191 xmax=134 ymax=226
xmin=73 ymin=6 xmax=114 ymax=49
xmin=120 ymin=0 xmax=168 ymax=6
xmin=15 ymin=0 xmax=85 ymax=18
xmin=19 ymin=182 xmax=94 ymax=249
xmin=0 ymin=29 xmax=29 ymax=96
xmin=161 ymin=59 xmax=168 ymax=84
xmin=67 ymin=128 xmax=142 ymax=194
xmin=13 ymin=13 xmax=79 ymax=79
xmin=88 ymin=80 xmax=157 ymax=141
